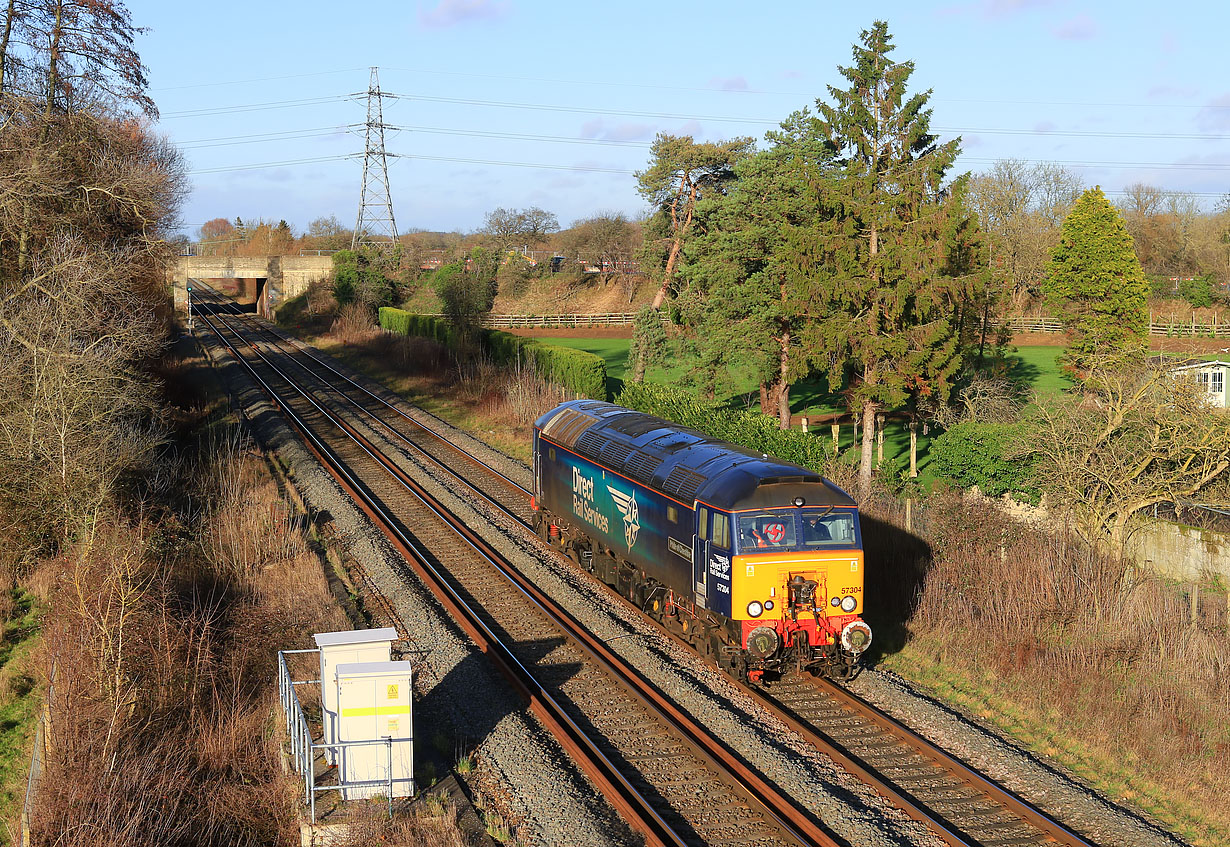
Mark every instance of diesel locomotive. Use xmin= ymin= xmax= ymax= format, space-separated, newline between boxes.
xmin=531 ymin=400 xmax=872 ymax=681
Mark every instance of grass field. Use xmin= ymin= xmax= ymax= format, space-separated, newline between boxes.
xmin=538 ymin=338 xmax=1076 ymax=480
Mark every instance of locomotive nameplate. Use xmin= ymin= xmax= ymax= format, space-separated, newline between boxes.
xmin=667 ymin=537 xmax=692 ymax=562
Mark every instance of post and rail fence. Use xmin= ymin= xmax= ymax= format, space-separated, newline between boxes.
xmin=1006 ymin=315 xmax=1230 ymax=338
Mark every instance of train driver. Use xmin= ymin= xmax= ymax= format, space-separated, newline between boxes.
xmin=804 ymin=515 xmax=831 ymax=543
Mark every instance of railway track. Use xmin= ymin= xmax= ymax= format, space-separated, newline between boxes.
xmin=192 ymin=287 xmax=839 ymax=847
xmin=190 ymin=285 xmax=1100 ymax=847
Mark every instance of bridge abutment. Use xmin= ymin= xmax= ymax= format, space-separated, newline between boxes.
xmin=171 ymin=255 xmax=332 ymax=316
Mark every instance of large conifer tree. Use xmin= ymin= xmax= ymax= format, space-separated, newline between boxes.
xmin=1044 ymin=186 xmax=1149 ymax=371
xmin=791 ymin=20 xmax=963 ymax=492
xmin=674 ymin=112 xmax=832 ymax=425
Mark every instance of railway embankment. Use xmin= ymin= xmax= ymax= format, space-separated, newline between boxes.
xmin=273 ymin=308 xmax=1226 ymax=847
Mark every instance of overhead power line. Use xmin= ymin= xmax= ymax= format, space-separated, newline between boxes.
xmin=187 ymin=154 xmax=355 ymax=175
xmin=160 ymin=94 xmax=349 ymax=119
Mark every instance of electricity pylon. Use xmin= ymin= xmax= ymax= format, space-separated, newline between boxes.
xmin=352 ymin=67 xmax=398 ymax=250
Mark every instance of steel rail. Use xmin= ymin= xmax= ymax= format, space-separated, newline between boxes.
xmin=195 ymin=306 xmax=686 ymax=847
xmin=201 ymin=297 xmax=843 ymax=847
xmin=191 ymin=281 xmax=530 ymax=498
xmin=196 ymin=289 xmax=1099 ymax=847
xmin=809 ymin=678 xmax=1099 ymax=847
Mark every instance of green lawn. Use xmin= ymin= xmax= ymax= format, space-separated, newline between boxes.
xmin=0 ymin=588 xmax=42 ymax=821
xmin=537 ymin=338 xmax=1076 ymax=481
xmin=541 ymin=338 xmax=1074 ymax=406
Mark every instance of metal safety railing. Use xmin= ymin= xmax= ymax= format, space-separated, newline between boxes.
xmin=277 ymin=649 xmax=414 ymax=823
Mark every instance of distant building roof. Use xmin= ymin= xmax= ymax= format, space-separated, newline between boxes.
xmin=1171 ymin=360 xmax=1230 ymax=372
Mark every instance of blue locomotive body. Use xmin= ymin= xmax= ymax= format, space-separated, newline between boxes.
xmin=535 ymin=427 xmax=732 ymax=617
xmin=532 ymin=400 xmax=872 ymax=681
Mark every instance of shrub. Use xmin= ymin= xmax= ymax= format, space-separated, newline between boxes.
xmin=378 ymin=307 xmax=606 ymax=399
xmin=1179 ymin=276 xmax=1214 ymax=309
xmin=928 ymin=421 xmax=1038 ymax=498
xmin=617 ymin=382 xmax=831 ymax=475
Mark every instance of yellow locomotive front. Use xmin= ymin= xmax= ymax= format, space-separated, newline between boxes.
xmin=729 ymin=505 xmax=871 ymax=681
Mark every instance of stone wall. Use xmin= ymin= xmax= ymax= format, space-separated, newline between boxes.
xmin=1126 ymin=521 xmax=1230 ymax=582
xmin=967 ymin=487 xmax=1230 ymax=583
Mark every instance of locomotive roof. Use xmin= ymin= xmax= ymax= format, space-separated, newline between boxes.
xmin=534 ymin=400 xmax=856 ymax=511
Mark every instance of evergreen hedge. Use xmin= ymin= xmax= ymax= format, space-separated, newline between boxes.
xmin=928 ymin=421 xmax=1038 ymax=498
xmin=378 ymin=307 xmax=607 ymax=399
xmin=617 ymin=382 xmax=831 ymax=475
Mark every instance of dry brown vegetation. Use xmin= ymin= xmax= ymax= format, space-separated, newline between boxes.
xmin=302 ymin=318 xmax=564 ymax=462
xmin=848 ymin=477 xmax=1230 ymax=845
xmin=26 ymin=427 xmax=351 ymax=846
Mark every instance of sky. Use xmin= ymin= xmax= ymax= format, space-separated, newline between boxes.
xmin=126 ymin=0 xmax=1230 ymax=240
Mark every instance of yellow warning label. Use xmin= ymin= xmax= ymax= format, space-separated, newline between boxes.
xmin=387 ymin=684 xmax=398 ymax=700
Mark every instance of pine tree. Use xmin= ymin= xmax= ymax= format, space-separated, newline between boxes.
xmin=636 ymin=133 xmax=755 ymax=309
xmin=791 ymin=21 xmax=963 ymax=493
xmin=628 ymin=305 xmax=668 ymax=383
xmin=1044 ymin=186 xmax=1149 ymax=371
xmin=674 ymin=112 xmax=832 ymax=426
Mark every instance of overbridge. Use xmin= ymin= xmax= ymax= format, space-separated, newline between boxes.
xmin=170 ymin=255 xmax=333 ymax=316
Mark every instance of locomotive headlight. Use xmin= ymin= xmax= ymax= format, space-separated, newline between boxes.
xmin=840 ymin=620 xmax=873 ymax=654
xmin=840 ymin=595 xmax=858 ymax=613
xmin=830 ymin=596 xmax=840 ymax=608
xmin=764 ymin=600 xmax=774 ymax=611
xmin=746 ymin=601 xmax=763 ymax=618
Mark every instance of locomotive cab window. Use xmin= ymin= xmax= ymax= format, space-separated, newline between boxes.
xmin=712 ymin=513 xmax=731 ymax=549
xmin=738 ymin=513 xmax=796 ymax=549
xmin=801 ymin=509 xmax=857 ymax=547
xmin=697 ymin=507 xmax=709 ymax=540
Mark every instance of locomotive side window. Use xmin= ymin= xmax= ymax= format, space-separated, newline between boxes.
xmin=549 ymin=448 xmax=556 ymax=461
xmin=712 ymin=513 xmax=731 ymax=549
xmin=698 ymin=507 xmax=709 ymax=540
xmin=667 ymin=505 xmax=678 ymax=524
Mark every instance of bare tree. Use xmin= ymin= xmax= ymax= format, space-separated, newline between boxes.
xmin=1029 ymin=358 xmax=1230 ymax=549
xmin=968 ymin=159 xmax=1082 ymax=306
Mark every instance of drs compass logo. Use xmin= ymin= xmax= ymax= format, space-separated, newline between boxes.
xmin=607 ymin=485 xmax=640 ymax=549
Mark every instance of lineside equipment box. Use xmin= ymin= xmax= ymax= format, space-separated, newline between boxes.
xmin=335 ymin=660 xmax=414 ymax=800
xmin=313 ymin=628 xmax=397 ymax=763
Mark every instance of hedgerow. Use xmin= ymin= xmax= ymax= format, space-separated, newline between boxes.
xmin=378 ymin=307 xmax=606 ymax=399
xmin=617 ymin=382 xmax=831 ymax=474
xmin=928 ymin=421 xmax=1039 ymax=498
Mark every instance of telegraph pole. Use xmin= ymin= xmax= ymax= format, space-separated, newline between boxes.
xmin=353 ymin=67 xmax=399 ymax=250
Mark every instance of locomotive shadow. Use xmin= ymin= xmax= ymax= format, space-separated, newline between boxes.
xmin=859 ymin=513 xmax=932 ymax=666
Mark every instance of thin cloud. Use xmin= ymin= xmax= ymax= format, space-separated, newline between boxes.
xmin=1051 ymin=14 xmax=1097 ymax=39
xmin=1196 ymin=93 xmax=1230 ymax=132
xmin=1146 ymin=84 xmax=1197 ymax=100
xmin=578 ymin=119 xmax=654 ymax=142
xmin=938 ymin=0 xmax=1053 ymax=19
xmin=709 ymin=75 xmax=750 ymax=92
xmin=418 ymin=0 xmax=508 ymax=29
xmin=1034 ymin=120 xmax=1058 ymax=133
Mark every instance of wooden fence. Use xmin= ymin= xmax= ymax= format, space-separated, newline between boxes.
xmin=418 ymin=312 xmax=654 ymax=328
xmin=986 ymin=316 xmax=1230 ymax=339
